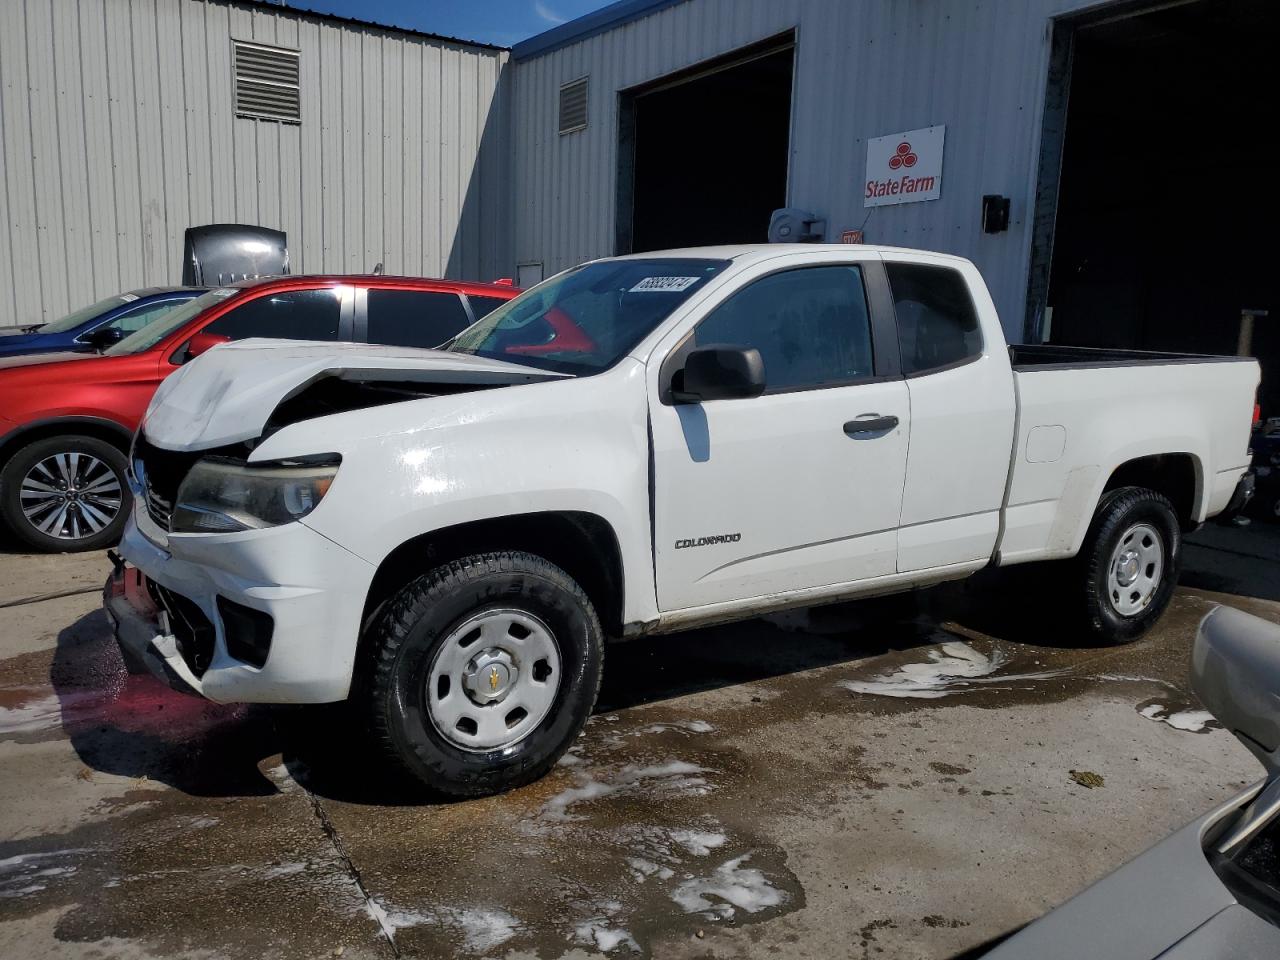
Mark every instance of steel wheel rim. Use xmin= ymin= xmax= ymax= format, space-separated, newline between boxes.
xmin=19 ymin=452 xmax=123 ymax=541
xmin=426 ymin=608 xmax=562 ymax=753
xmin=1106 ymin=522 xmax=1164 ymax=617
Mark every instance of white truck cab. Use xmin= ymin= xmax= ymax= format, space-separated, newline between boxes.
xmin=106 ymin=245 xmax=1260 ymax=796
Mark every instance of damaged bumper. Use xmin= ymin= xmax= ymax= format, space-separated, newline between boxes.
xmin=105 ymin=511 xmax=375 ymax=704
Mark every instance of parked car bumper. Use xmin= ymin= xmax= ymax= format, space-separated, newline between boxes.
xmin=983 ymin=779 xmax=1267 ymax=960
xmin=107 ymin=511 xmax=375 ymax=704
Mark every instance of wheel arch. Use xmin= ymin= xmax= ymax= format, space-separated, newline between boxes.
xmin=361 ymin=510 xmax=627 ymax=639
xmin=0 ymin=416 xmax=134 ymax=472
xmin=1102 ymin=452 xmax=1202 ymax=527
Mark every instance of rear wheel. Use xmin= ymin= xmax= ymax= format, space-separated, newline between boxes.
xmin=362 ymin=551 xmax=603 ymax=797
xmin=1077 ymin=486 xmax=1180 ymax=643
xmin=0 ymin=435 xmax=130 ymax=552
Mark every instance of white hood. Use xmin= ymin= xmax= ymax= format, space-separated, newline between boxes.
xmin=143 ymin=339 xmax=569 ymax=451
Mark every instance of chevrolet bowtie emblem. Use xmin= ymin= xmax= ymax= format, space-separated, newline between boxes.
xmin=489 ymin=666 xmax=500 ymax=692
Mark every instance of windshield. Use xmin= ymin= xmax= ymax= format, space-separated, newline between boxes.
xmin=37 ymin=294 xmax=136 ymax=334
xmin=105 ymin=288 xmax=238 ymax=355
xmin=447 ymin=258 xmax=729 ymax=373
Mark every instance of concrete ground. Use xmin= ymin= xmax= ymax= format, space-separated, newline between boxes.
xmin=2 ymin=523 xmax=1279 ymax=960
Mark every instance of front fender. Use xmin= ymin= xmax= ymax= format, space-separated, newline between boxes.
xmin=271 ymin=362 xmax=658 ymax=626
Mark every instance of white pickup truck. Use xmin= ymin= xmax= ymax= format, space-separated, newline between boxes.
xmin=106 ymin=244 xmax=1259 ymax=796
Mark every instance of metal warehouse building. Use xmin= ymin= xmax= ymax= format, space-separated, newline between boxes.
xmin=2 ymin=0 xmax=1276 ymax=407
xmin=507 ymin=0 xmax=1276 ymax=407
xmin=0 ymin=0 xmax=509 ymax=328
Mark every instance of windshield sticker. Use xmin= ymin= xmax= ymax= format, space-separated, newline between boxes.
xmin=630 ymin=276 xmax=701 ymax=293
xmin=119 ymin=293 xmax=139 ymax=302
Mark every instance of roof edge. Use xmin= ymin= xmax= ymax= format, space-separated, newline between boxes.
xmin=218 ymin=0 xmax=509 ymax=53
xmin=512 ymin=0 xmax=691 ymax=61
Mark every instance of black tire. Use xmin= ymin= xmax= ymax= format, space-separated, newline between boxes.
xmin=0 ymin=434 xmax=131 ymax=553
xmin=362 ymin=551 xmax=604 ymax=797
xmin=1077 ymin=486 xmax=1181 ymax=643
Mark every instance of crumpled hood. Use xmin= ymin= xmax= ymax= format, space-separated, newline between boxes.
xmin=143 ymin=338 xmax=570 ymax=451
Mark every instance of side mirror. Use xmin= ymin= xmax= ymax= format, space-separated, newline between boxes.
xmin=82 ymin=326 xmax=127 ymax=350
xmin=1194 ymin=605 xmax=1280 ymax=776
xmin=672 ymin=345 xmax=766 ymax=403
xmin=184 ymin=330 xmax=231 ymax=361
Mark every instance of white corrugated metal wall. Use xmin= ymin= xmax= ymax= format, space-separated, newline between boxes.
xmin=508 ymin=0 xmax=1112 ymax=341
xmin=0 ymin=0 xmax=509 ymax=328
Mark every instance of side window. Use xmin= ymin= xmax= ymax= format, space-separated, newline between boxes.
xmin=366 ymin=290 xmax=469 ymax=349
xmin=203 ymin=288 xmax=342 ymax=342
xmin=693 ymin=265 xmax=874 ymax=392
xmin=466 ymin=295 xmax=509 ymax=321
xmin=96 ymin=299 xmax=186 ymax=336
xmin=885 ymin=263 xmax=983 ymax=375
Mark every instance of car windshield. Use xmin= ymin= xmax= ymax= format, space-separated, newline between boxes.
xmin=37 ymin=294 xmax=136 ymax=334
xmin=446 ymin=258 xmax=729 ymax=373
xmin=104 ymin=288 xmax=238 ymax=356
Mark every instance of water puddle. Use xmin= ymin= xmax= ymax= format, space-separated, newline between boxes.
xmin=838 ymin=641 xmax=1064 ymax=700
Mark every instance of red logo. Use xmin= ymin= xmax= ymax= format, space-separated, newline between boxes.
xmin=888 ymin=141 xmax=918 ymax=170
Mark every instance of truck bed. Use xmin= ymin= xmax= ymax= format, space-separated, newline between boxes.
xmin=1009 ymin=343 xmax=1255 ymax=371
xmin=997 ymin=348 xmax=1259 ymax=566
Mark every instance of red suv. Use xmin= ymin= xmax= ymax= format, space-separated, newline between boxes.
xmin=0 ymin=275 xmax=517 ymax=552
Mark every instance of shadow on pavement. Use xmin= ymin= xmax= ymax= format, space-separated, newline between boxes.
xmin=53 ymin=520 xmax=1280 ymax=805
xmin=1181 ymin=520 xmax=1280 ymax=602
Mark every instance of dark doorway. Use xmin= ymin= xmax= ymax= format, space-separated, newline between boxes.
xmin=617 ymin=36 xmax=794 ymax=254
xmin=1037 ymin=0 xmax=1278 ymax=412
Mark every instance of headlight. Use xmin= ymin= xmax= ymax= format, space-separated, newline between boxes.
xmin=170 ymin=455 xmax=340 ymax=534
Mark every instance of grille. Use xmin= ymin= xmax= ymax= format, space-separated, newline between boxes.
xmin=145 ymin=578 xmax=216 ymax=677
xmin=133 ymin=437 xmax=202 ymax=533
xmin=233 ymin=40 xmax=301 ymax=123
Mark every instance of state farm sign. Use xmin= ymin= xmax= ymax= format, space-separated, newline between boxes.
xmin=864 ymin=125 xmax=945 ymax=207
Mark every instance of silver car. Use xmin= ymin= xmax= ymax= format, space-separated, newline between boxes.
xmin=987 ymin=604 xmax=1280 ymax=959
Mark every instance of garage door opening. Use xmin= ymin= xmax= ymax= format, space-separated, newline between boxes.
xmin=1028 ymin=0 xmax=1279 ymax=411
xmin=616 ymin=34 xmax=794 ymax=254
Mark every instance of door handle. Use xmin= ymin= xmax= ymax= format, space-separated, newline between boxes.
xmin=843 ymin=414 xmax=899 ymax=437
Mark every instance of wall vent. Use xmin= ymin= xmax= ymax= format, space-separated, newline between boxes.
xmin=558 ymin=76 xmax=589 ymax=135
xmin=233 ymin=40 xmax=301 ymax=123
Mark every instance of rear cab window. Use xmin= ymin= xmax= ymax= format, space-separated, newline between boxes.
xmin=884 ymin=262 xmax=983 ymax=375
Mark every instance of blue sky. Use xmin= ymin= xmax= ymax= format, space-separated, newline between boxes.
xmin=282 ymin=0 xmax=615 ymax=47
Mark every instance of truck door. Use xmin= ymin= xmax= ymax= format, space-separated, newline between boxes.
xmin=883 ymin=258 xmax=1016 ymax=572
xmin=649 ymin=258 xmax=910 ymax=612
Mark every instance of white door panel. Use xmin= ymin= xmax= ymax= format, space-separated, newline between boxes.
xmin=652 ymin=380 xmax=909 ymax=610
xmin=886 ymin=254 xmax=1017 ymax=573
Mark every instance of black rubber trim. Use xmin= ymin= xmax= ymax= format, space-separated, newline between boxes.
xmin=1010 ymin=342 xmax=1253 ymax=370
xmin=862 ymin=259 xmax=902 ymax=379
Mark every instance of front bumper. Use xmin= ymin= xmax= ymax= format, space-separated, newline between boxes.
xmin=106 ymin=511 xmax=375 ymax=704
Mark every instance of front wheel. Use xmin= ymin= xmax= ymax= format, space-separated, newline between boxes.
xmin=1077 ymin=486 xmax=1181 ymax=643
xmin=362 ymin=551 xmax=604 ymax=797
xmin=0 ymin=434 xmax=131 ymax=552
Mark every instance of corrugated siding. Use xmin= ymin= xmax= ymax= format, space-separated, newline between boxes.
xmin=508 ymin=0 xmax=1118 ymax=340
xmin=0 ymin=0 xmax=508 ymax=327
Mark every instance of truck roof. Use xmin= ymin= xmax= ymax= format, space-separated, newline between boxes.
xmin=614 ymin=244 xmax=973 ymax=267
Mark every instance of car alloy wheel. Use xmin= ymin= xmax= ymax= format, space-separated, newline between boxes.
xmin=19 ymin=451 xmax=124 ymax=542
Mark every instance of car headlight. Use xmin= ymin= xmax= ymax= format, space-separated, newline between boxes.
xmin=170 ymin=455 xmax=340 ymax=534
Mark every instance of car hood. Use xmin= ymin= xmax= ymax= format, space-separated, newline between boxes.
xmin=143 ymin=338 xmax=571 ymax=451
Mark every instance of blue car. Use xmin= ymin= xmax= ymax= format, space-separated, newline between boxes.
xmin=0 ymin=287 xmax=205 ymax=357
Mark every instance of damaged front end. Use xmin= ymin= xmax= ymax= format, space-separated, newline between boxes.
xmin=134 ymin=340 xmax=571 ymax=535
